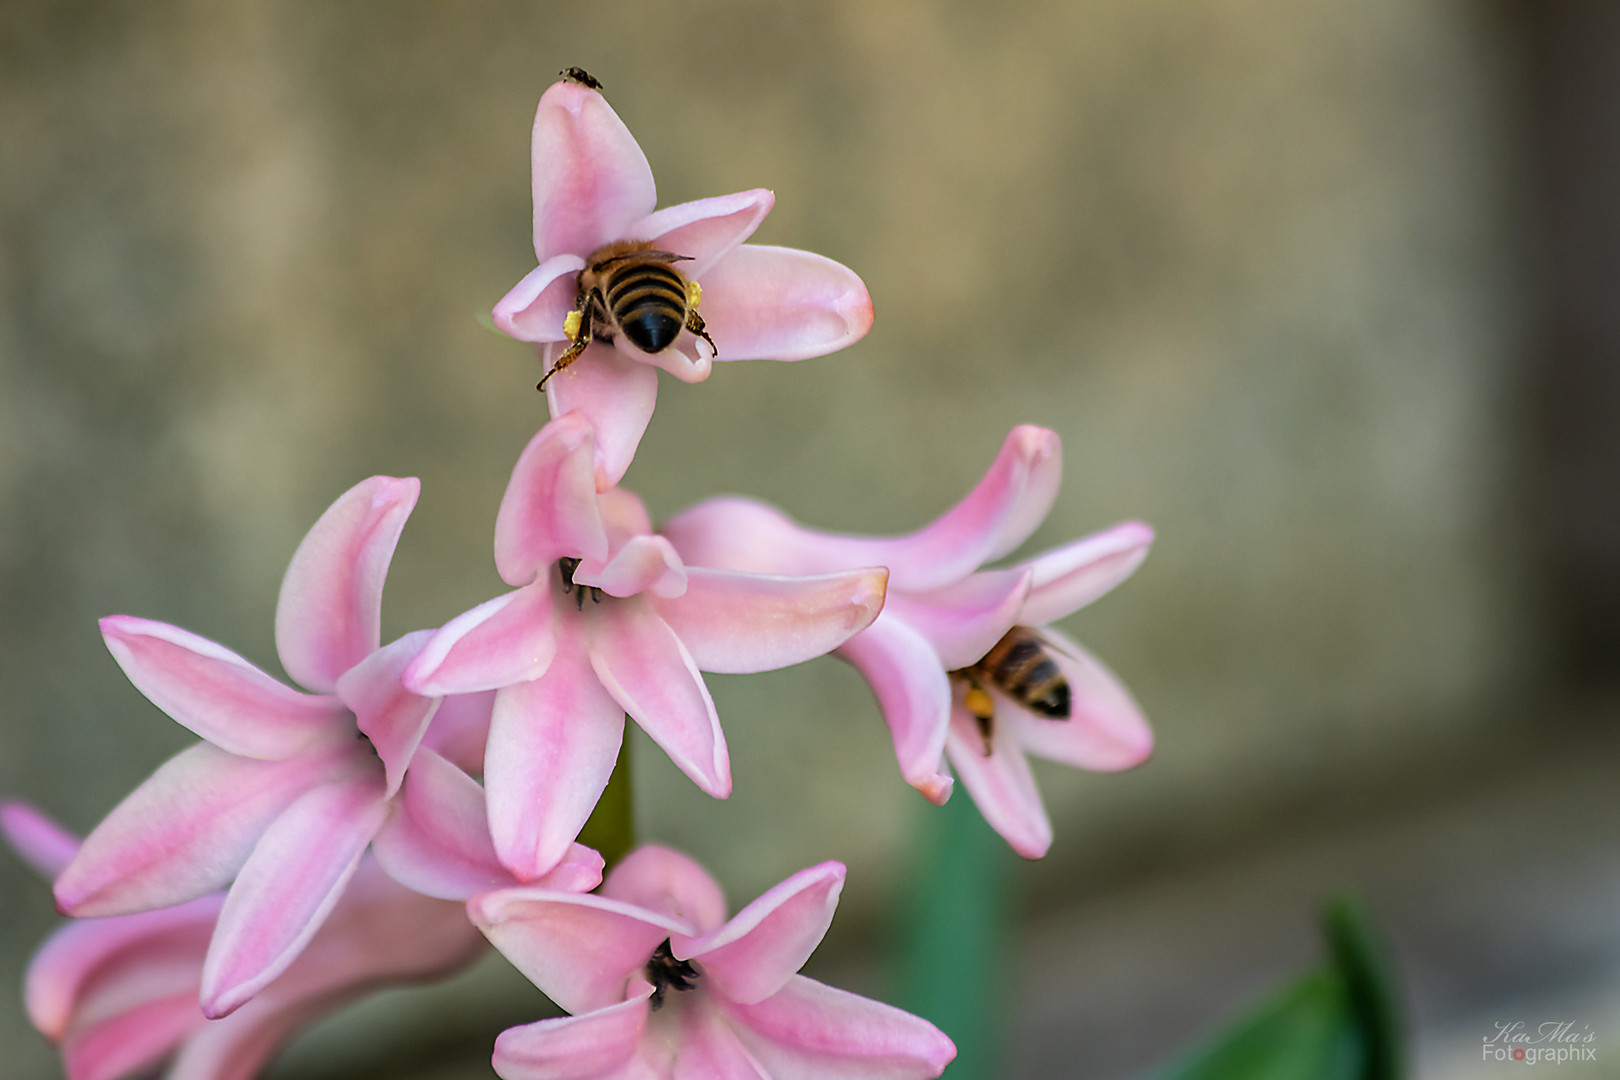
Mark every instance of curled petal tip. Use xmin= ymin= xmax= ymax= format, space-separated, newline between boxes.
xmin=1007 ymin=424 xmax=1061 ymax=463
xmin=916 ymin=774 xmax=954 ymax=806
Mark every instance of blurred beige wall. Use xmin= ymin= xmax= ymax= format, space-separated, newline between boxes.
xmin=0 ymin=1 xmax=1531 ymax=1075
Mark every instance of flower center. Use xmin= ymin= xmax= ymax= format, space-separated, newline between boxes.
xmin=557 ymin=557 xmax=604 ymax=610
xmin=645 ymin=938 xmax=700 ymax=1011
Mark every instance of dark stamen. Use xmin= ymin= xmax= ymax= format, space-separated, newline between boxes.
xmin=557 ymin=557 xmax=603 ymax=610
xmin=646 ymin=938 xmax=700 ymax=1011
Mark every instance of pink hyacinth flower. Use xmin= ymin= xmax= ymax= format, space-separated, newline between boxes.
xmin=52 ymin=476 xmax=482 ymax=1017
xmin=469 ymin=845 xmax=956 ymax=1080
xmin=403 ymin=413 xmax=888 ymax=884
xmin=491 ymin=76 xmax=874 ymax=486
xmin=664 ymin=425 xmax=1155 ymax=858
xmin=4 ymin=801 xmax=492 ymax=1080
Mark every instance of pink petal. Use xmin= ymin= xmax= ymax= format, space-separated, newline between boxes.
xmin=600 ymin=845 xmax=729 ymax=935
xmin=885 ymin=568 xmax=1031 ymax=671
xmin=588 ymin=602 xmax=730 ymax=798
xmin=576 ymin=534 xmax=688 ymax=599
xmin=336 ymin=630 xmax=439 ymax=797
xmin=543 ymin=342 xmax=660 ymax=489
xmin=531 ymin=80 xmax=656 ymax=262
xmin=669 ymin=999 xmax=772 ymax=1080
xmin=655 ymin=567 xmax=887 ymax=675
xmin=484 ymin=640 xmax=626 ymax=882
xmin=662 ymin=497 xmax=824 ymax=576
xmin=491 ymin=992 xmax=654 ymax=1080
xmin=165 ymin=1000 xmax=313 ymax=1080
xmin=1017 ymin=520 xmax=1156 ymax=627
xmin=61 ymin=993 xmax=204 ymax=1080
xmin=419 ymin=689 xmax=494 ymax=774
xmin=1004 ymin=628 xmax=1152 ymax=772
xmin=836 ymin=616 xmax=954 ymax=804
xmin=621 ymin=330 xmax=711 ymax=383
xmin=274 ymin=475 xmax=419 ymax=694
xmin=944 ymin=705 xmax=1051 ymax=859
xmin=200 ymin=772 xmax=389 ymax=1018
xmin=722 ymin=975 xmax=956 ymax=1080
xmin=698 ymin=245 xmax=874 ymax=363
xmin=1 ymin=801 xmax=80 ymax=878
xmin=496 ymin=414 xmax=611 ymax=586
xmin=371 ymin=747 xmax=518 ymax=900
xmin=676 ymin=863 xmax=844 ymax=1007
xmin=403 ymin=583 xmax=559 ymax=697
xmin=494 ymin=254 xmax=588 ymax=343
xmin=469 ymin=888 xmax=688 ymax=1015
xmin=629 ymin=188 xmax=774 ymax=279
xmin=100 ymin=616 xmax=350 ymax=760
xmin=54 ymin=743 xmax=353 ymax=917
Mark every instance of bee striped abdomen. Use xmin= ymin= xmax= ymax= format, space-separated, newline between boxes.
xmin=974 ymin=627 xmax=1071 ymax=719
xmin=607 ymin=262 xmax=688 ymax=354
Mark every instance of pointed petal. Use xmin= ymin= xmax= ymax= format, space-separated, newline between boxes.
xmin=655 ymin=567 xmax=887 ymax=675
xmin=1 ymin=801 xmax=80 ymax=878
xmin=469 ymin=888 xmax=687 ymax=1014
xmin=672 ymin=1000 xmax=772 ymax=1080
xmin=54 ymin=743 xmax=352 ymax=917
xmin=589 ymin=603 xmax=729 ymax=798
xmin=600 ymin=845 xmax=728 ymax=934
xmin=576 ymin=534 xmax=688 ymax=599
xmin=1005 ymin=629 xmax=1152 ymax=772
xmin=100 ymin=616 xmax=349 ymax=760
xmin=485 ymin=640 xmax=626 ymax=881
xmin=531 ymin=81 xmax=656 ymax=262
xmin=543 ymin=342 xmax=660 ymax=488
xmin=722 ymin=975 xmax=956 ymax=1080
xmin=677 ymin=863 xmax=844 ymax=1006
xmin=336 ymin=630 xmax=439 ymax=797
xmin=496 ymin=414 xmax=611 ymax=585
xmin=200 ymin=772 xmax=389 ymax=1018
xmin=698 ymin=245 xmax=874 ymax=363
xmin=494 ymin=254 xmax=588 ymax=343
xmin=836 ymin=616 xmax=954 ymax=804
xmin=404 ymin=584 xmax=559 ymax=696
xmin=274 ymin=476 xmax=418 ymax=693
xmin=885 ymin=568 xmax=1031 ymax=671
xmin=630 ymin=188 xmax=774 ymax=278
xmin=1017 ymin=521 xmax=1155 ymax=627
xmin=490 ymin=992 xmax=655 ymax=1080
xmin=945 ymin=705 xmax=1051 ymax=859
xmin=371 ymin=747 xmax=518 ymax=900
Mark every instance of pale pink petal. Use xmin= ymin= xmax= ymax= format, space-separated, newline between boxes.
xmin=623 ymin=332 xmax=711 ymax=383
xmin=654 ymin=567 xmax=887 ymax=675
xmin=677 ymin=863 xmax=843 ymax=1006
xmin=491 ymin=991 xmax=656 ymax=1080
xmin=200 ymin=771 xmax=389 ymax=1018
xmin=274 ymin=475 xmax=419 ymax=693
xmin=494 ymin=254 xmax=588 ymax=343
xmin=836 ymin=616 xmax=954 ymax=804
xmin=165 ymin=1000 xmax=311 ymax=1080
xmin=662 ymin=497 xmax=826 ymax=576
xmin=403 ymin=584 xmax=559 ymax=696
xmin=885 ymin=568 xmax=1031 ymax=670
xmin=371 ymin=747 xmax=516 ymax=900
xmin=531 ymin=81 xmax=656 ymax=262
xmin=575 ymin=534 xmax=688 ymax=599
xmin=485 ymin=639 xmax=626 ymax=882
xmin=470 ymin=888 xmax=688 ymax=1015
xmin=420 ymin=689 xmax=494 ymax=774
xmin=543 ymin=343 xmax=660 ymax=489
xmin=336 ymin=630 xmax=438 ymax=797
xmin=598 ymin=487 xmax=656 ymax=544
xmin=600 ymin=845 xmax=728 ymax=935
xmin=1017 ymin=521 xmax=1155 ymax=627
xmin=698 ymin=245 xmax=874 ymax=363
xmin=496 ymin=414 xmax=610 ymax=586
xmin=25 ymin=894 xmax=220 ymax=1039
xmin=1 ymin=801 xmax=80 ymax=878
xmin=100 ymin=616 xmax=349 ymax=760
xmin=722 ymin=975 xmax=956 ymax=1080
xmin=670 ymin=999 xmax=771 ymax=1080
xmin=54 ymin=743 xmax=353 ymax=917
xmin=588 ymin=602 xmax=729 ymax=798
xmin=630 ymin=188 xmax=774 ymax=279
xmin=944 ymin=706 xmax=1051 ymax=859
xmin=1003 ymin=628 xmax=1152 ymax=772
xmin=62 ymin=994 xmax=202 ymax=1080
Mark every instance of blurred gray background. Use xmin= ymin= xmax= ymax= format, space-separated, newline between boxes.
xmin=4 ymin=1 xmax=1619 ymax=1077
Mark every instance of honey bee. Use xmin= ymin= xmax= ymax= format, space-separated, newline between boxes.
xmin=560 ymin=66 xmax=603 ymax=90
xmin=539 ymin=240 xmax=717 ymax=390
xmin=953 ymin=626 xmax=1071 ymax=754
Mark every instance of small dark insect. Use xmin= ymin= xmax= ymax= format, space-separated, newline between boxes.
xmin=557 ymin=557 xmax=603 ymax=610
xmin=559 ymin=66 xmax=603 ymax=90
xmin=645 ymin=939 xmax=700 ymax=1011
xmin=953 ymin=626 xmax=1071 ymax=754
xmin=539 ymin=240 xmax=717 ymax=390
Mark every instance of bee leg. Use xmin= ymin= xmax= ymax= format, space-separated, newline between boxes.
xmin=538 ymin=302 xmax=594 ymax=391
xmin=961 ymin=678 xmax=997 ymax=756
xmin=684 ymin=281 xmax=717 ymax=358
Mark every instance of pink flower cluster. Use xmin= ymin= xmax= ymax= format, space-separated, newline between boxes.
xmin=10 ymin=72 xmax=1154 ymax=1080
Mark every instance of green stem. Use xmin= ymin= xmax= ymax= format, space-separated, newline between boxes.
xmin=577 ymin=732 xmax=634 ymax=872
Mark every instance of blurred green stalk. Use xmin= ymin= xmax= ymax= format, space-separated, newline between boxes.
xmin=577 ymin=734 xmax=635 ymax=872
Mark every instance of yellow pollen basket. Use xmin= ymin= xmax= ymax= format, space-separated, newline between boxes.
xmin=563 ymin=309 xmax=583 ymax=342
xmin=964 ymin=686 xmax=994 ymax=720
xmin=687 ymin=280 xmax=702 ymax=308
